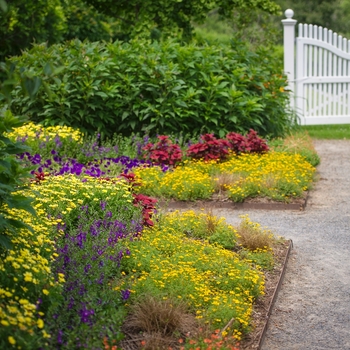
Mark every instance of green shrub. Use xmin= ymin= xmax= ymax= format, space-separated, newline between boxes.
xmin=7 ymin=39 xmax=293 ymax=138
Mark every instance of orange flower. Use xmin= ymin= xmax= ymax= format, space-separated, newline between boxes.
xmin=189 ymin=339 xmax=197 ymax=344
xmin=178 ymin=338 xmax=184 ymax=344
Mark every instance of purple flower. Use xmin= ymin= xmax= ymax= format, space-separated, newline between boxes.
xmin=121 ymin=289 xmax=131 ymax=301
xmin=79 ymin=304 xmax=95 ymax=324
xmin=84 ymin=264 xmax=92 ymax=273
xmin=54 ymin=135 xmax=63 ymax=148
xmin=100 ymin=201 xmax=107 ymax=211
xmin=76 ymin=231 xmax=87 ymax=248
xmin=57 ymin=330 xmax=64 ymax=344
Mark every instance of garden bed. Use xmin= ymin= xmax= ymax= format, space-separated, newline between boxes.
xmin=0 ymin=123 xmax=318 ymax=349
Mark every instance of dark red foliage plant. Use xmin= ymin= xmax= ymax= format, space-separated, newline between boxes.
xmin=142 ymin=135 xmax=183 ymax=166
xmin=226 ymin=129 xmax=269 ymax=154
xmin=119 ymin=173 xmax=141 ymax=188
xmin=244 ymin=129 xmax=269 ymax=153
xmin=186 ymin=134 xmax=231 ymax=161
xmin=132 ymin=193 xmax=158 ymax=227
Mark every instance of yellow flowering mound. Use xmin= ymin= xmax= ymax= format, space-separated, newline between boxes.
xmin=135 ymin=152 xmax=315 ymax=202
xmin=0 ymin=205 xmax=64 ymax=347
xmin=119 ymin=211 xmax=265 ymax=341
xmin=6 ymin=122 xmax=83 ymax=142
xmin=134 ymin=166 xmax=214 ymax=200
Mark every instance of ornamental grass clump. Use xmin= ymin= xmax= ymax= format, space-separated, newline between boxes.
xmin=162 ymin=209 xmax=239 ymax=250
xmin=236 ymin=214 xmax=275 ymax=251
xmin=120 ymin=296 xmax=199 ymax=350
xmin=270 ymin=130 xmax=320 ymax=167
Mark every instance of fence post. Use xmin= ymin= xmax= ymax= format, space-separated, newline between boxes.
xmin=282 ymin=9 xmax=297 ymax=109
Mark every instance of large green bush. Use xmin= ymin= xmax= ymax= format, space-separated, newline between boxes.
xmin=6 ymin=39 xmax=293 ymax=138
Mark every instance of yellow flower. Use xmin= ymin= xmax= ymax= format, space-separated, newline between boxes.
xmin=8 ymin=336 xmax=16 ymax=345
xmin=37 ymin=318 xmax=44 ymax=329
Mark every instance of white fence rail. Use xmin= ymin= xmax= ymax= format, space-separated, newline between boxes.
xmin=282 ymin=9 xmax=350 ymax=125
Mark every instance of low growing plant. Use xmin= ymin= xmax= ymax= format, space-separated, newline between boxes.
xmin=226 ymin=129 xmax=269 ymax=154
xmin=187 ymin=133 xmax=231 ymax=161
xmin=142 ymin=135 xmax=183 ymax=166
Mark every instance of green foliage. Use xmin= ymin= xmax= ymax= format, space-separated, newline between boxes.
xmin=61 ymin=0 xmax=120 ymax=42
xmin=6 ymin=39 xmax=293 ymax=139
xmin=0 ymin=109 xmax=35 ymax=250
xmin=194 ymin=8 xmax=282 ymax=50
xmin=0 ymin=61 xmax=48 ymax=250
xmin=84 ymin=0 xmax=281 ymax=39
xmin=0 ymin=0 xmax=66 ymax=60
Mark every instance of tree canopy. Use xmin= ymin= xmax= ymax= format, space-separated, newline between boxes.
xmin=84 ymin=0 xmax=282 ymax=38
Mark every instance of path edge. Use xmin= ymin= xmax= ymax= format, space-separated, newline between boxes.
xmin=257 ymin=239 xmax=293 ymax=349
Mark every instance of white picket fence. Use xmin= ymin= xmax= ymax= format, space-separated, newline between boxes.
xmin=282 ymin=9 xmax=350 ymax=125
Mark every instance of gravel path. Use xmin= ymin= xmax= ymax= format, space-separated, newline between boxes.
xmin=214 ymin=140 xmax=350 ymax=350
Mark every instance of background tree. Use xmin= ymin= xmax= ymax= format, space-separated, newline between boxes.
xmin=0 ymin=0 xmax=67 ymax=59
xmin=83 ymin=0 xmax=282 ymax=39
xmin=275 ymin=0 xmax=346 ymax=35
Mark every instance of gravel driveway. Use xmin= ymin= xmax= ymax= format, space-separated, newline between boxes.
xmin=214 ymin=140 xmax=350 ymax=350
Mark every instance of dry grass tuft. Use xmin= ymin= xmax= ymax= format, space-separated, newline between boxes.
xmin=120 ymin=296 xmax=199 ymax=350
xmin=204 ymin=207 xmax=220 ymax=235
xmin=236 ymin=215 xmax=275 ymax=251
xmin=281 ymin=130 xmax=317 ymax=153
xmin=213 ymin=173 xmax=242 ymax=193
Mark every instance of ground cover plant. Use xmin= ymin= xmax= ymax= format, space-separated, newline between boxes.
xmin=0 ymin=123 xmax=317 ymax=349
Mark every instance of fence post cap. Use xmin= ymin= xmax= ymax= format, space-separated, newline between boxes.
xmin=285 ymin=9 xmax=294 ymax=19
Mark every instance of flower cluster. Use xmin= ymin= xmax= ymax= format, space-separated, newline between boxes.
xmin=6 ymin=122 xmax=83 ymax=143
